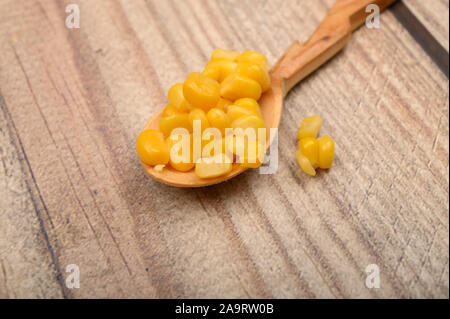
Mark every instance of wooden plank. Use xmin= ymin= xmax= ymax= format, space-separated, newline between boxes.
xmin=0 ymin=0 xmax=448 ymax=298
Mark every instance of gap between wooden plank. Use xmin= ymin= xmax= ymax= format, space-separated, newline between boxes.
xmin=391 ymin=0 xmax=449 ymax=78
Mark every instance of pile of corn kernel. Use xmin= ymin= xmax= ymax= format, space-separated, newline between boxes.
xmin=137 ymin=48 xmax=270 ymax=179
xmin=295 ymin=115 xmax=335 ymax=176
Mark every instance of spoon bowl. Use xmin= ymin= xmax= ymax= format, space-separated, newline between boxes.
xmin=141 ymin=0 xmax=396 ymax=187
xmin=141 ymin=77 xmax=282 ymax=187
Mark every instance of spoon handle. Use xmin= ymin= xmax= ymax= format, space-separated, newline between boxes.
xmin=271 ymin=0 xmax=396 ymax=95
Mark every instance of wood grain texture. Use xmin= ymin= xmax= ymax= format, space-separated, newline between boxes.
xmin=391 ymin=1 xmax=449 ymax=78
xmin=404 ymin=0 xmax=449 ymax=52
xmin=0 ymin=0 xmax=448 ymax=298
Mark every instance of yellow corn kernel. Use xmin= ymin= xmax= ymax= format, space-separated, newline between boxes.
xmin=297 ymin=115 xmax=322 ymax=140
xmin=232 ymin=114 xmax=266 ymax=132
xmin=240 ymin=140 xmax=264 ymax=168
xmin=168 ymin=83 xmax=192 ymax=112
xmin=188 ymin=108 xmax=210 ymax=132
xmin=204 ymin=59 xmax=238 ymax=82
xmin=317 ymin=135 xmax=335 ymax=169
xmin=233 ymin=98 xmax=262 ymax=116
xmin=215 ymin=97 xmax=233 ymax=112
xmin=195 ymin=153 xmax=233 ymax=179
xmin=295 ymin=150 xmax=316 ymax=176
xmin=154 ymin=164 xmax=165 ymax=172
xmin=166 ymin=133 xmax=195 ymax=172
xmin=183 ymin=72 xmax=220 ymax=111
xmin=201 ymin=130 xmax=226 ymax=158
xmin=211 ymin=48 xmax=239 ymax=61
xmin=136 ymin=129 xmax=169 ymax=166
xmin=214 ymin=59 xmax=238 ymax=81
xmin=237 ymin=50 xmax=269 ymax=71
xmin=159 ymin=114 xmax=192 ymax=137
xmin=235 ymin=63 xmax=270 ymax=92
xmin=227 ymin=105 xmax=259 ymax=123
xmin=207 ymin=108 xmax=231 ymax=135
xmin=220 ymin=73 xmax=262 ymax=101
xmin=297 ymin=137 xmax=319 ymax=168
xmin=224 ymin=135 xmax=264 ymax=168
xmin=225 ymin=135 xmax=244 ymax=156
xmin=202 ymin=64 xmax=221 ymax=82
xmin=162 ymin=104 xmax=184 ymax=117
xmin=224 ymin=135 xmax=242 ymax=156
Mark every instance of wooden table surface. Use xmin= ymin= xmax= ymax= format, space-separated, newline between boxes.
xmin=0 ymin=0 xmax=448 ymax=299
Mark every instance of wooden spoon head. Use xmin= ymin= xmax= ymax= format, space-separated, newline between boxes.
xmin=140 ymin=73 xmax=284 ymax=187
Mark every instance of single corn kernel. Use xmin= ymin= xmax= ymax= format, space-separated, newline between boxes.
xmin=168 ymin=83 xmax=192 ymax=112
xmin=195 ymin=153 xmax=233 ymax=179
xmin=224 ymin=135 xmax=264 ymax=168
xmin=183 ymin=72 xmax=220 ymax=111
xmin=220 ymin=73 xmax=262 ymax=101
xmin=201 ymin=130 xmax=226 ymax=158
xmin=225 ymin=135 xmax=242 ymax=156
xmin=162 ymin=104 xmax=185 ymax=117
xmin=207 ymin=108 xmax=231 ymax=135
xmin=188 ymin=108 xmax=210 ymax=132
xmin=215 ymin=97 xmax=233 ymax=112
xmin=297 ymin=115 xmax=322 ymax=140
xmin=297 ymin=137 xmax=319 ymax=168
xmin=159 ymin=114 xmax=192 ymax=137
xmin=136 ymin=129 xmax=169 ymax=166
xmin=232 ymin=114 xmax=266 ymax=132
xmin=233 ymin=98 xmax=262 ymax=116
xmin=166 ymin=133 xmax=195 ymax=172
xmin=295 ymin=150 xmax=316 ymax=176
xmin=223 ymin=135 xmax=239 ymax=158
xmin=190 ymin=129 xmax=224 ymax=161
xmin=202 ymin=64 xmax=221 ymax=82
xmin=227 ymin=105 xmax=259 ymax=123
xmin=203 ymin=59 xmax=238 ymax=82
xmin=317 ymin=135 xmax=335 ymax=169
xmin=235 ymin=62 xmax=270 ymax=92
xmin=237 ymin=50 xmax=269 ymax=71
xmin=154 ymin=164 xmax=165 ymax=172
xmin=240 ymin=140 xmax=264 ymax=168
xmin=211 ymin=48 xmax=239 ymax=61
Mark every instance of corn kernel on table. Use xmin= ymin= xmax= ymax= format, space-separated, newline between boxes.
xmin=0 ymin=0 xmax=448 ymax=298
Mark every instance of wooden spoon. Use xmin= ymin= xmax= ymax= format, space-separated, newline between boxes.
xmin=141 ymin=0 xmax=396 ymax=187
